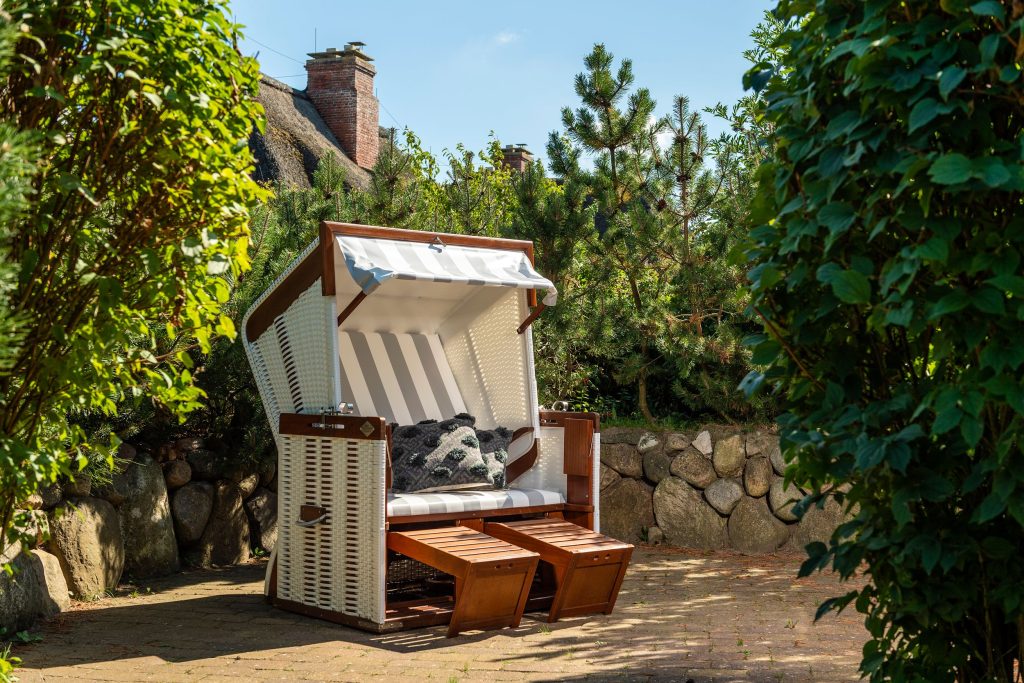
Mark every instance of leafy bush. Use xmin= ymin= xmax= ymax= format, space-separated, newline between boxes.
xmin=0 ymin=0 xmax=266 ymax=558
xmin=745 ymin=0 xmax=1024 ymax=679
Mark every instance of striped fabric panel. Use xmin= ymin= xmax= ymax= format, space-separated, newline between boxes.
xmin=386 ymin=488 xmax=566 ymax=518
xmin=338 ymin=330 xmax=467 ymax=424
xmin=336 ymin=235 xmax=558 ymax=306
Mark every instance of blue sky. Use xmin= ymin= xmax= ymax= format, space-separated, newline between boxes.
xmin=230 ymin=0 xmax=774 ymax=170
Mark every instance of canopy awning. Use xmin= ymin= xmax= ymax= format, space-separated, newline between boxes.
xmin=335 ymin=234 xmax=558 ymax=307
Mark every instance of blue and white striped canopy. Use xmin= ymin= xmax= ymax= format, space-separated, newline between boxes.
xmin=335 ymin=234 xmax=558 ymax=306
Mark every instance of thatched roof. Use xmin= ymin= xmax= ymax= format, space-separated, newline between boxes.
xmin=250 ymin=76 xmax=372 ymax=191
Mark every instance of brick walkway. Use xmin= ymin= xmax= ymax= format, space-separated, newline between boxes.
xmin=16 ymin=547 xmax=866 ymax=682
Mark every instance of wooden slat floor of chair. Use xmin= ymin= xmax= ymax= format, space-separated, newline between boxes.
xmin=483 ymin=518 xmax=633 ymax=623
xmin=386 ymin=526 xmax=540 ymax=637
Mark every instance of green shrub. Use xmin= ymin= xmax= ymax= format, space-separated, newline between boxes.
xmin=745 ymin=0 xmax=1024 ymax=679
xmin=0 ymin=0 xmax=266 ymax=558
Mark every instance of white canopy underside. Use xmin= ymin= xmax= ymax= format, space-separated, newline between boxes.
xmin=336 ymin=234 xmax=558 ymax=307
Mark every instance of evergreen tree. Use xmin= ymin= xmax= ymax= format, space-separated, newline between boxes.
xmin=555 ymin=44 xmax=675 ymax=421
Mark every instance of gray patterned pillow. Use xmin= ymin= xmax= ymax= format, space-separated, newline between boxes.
xmin=390 ymin=414 xmax=508 ymax=493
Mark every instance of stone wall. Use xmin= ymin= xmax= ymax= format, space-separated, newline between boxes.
xmin=599 ymin=426 xmax=845 ymax=553
xmin=3 ymin=439 xmax=278 ymax=632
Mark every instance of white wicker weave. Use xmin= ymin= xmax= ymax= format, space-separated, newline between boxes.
xmin=442 ymin=289 xmax=533 ymax=431
xmin=276 ymin=432 xmax=386 ymax=623
xmin=242 ymin=240 xmax=340 ymax=438
xmin=514 ymin=426 xmax=567 ymax=496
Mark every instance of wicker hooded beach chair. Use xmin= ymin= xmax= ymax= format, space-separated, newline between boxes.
xmin=243 ymin=222 xmax=630 ymax=635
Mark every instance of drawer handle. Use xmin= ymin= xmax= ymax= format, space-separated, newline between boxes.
xmin=296 ymin=513 xmax=328 ymax=528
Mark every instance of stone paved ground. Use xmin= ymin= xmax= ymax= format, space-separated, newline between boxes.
xmin=16 ymin=547 xmax=866 ymax=682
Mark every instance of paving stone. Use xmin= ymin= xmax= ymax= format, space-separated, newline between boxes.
xmin=15 ymin=550 xmax=865 ymax=683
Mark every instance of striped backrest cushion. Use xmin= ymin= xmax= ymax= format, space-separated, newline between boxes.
xmin=338 ymin=330 xmax=467 ymax=424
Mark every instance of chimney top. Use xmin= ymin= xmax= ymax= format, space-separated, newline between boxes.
xmin=501 ymin=144 xmax=533 ymax=172
xmin=307 ymin=42 xmax=373 ymax=62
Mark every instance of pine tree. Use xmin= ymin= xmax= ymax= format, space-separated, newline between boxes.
xmin=555 ymin=44 xmax=674 ymax=422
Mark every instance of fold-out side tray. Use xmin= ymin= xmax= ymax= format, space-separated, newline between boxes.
xmin=387 ymin=526 xmax=539 ymax=637
xmin=484 ymin=518 xmax=633 ymax=622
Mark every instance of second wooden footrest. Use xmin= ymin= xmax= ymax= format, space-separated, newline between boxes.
xmin=484 ymin=518 xmax=633 ymax=622
xmin=387 ymin=526 xmax=539 ymax=637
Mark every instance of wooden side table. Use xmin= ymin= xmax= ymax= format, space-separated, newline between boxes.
xmin=387 ymin=526 xmax=539 ymax=637
xmin=484 ymin=518 xmax=633 ymax=622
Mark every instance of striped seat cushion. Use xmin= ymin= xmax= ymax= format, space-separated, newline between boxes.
xmin=338 ymin=330 xmax=466 ymax=425
xmin=386 ymin=488 xmax=565 ymax=518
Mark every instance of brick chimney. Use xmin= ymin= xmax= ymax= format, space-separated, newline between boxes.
xmin=305 ymin=43 xmax=380 ymax=169
xmin=501 ymin=144 xmax=533 ymax=173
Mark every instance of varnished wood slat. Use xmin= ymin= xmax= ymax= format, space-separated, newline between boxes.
xmin=387 ymin=525 xmax=539 ymax=637
xmin=483 ymin=518 xmax=633 ymax=624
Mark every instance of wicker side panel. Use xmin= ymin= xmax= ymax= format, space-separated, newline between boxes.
xmin=513 ymin=426 xmax=566 ymax=496
xmin=444 ymin=290 xmax=531 ymax=430
xmin=276 ymin=433 xmax=386 ymax=624
xmin=242 ymin=240 xmax=340 ymax=439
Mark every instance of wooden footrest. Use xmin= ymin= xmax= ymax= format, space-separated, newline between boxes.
xmin=387 ymin=526 xmax=539 ymax=637
xmin=484 ymin=518 xmax=633 ymax=622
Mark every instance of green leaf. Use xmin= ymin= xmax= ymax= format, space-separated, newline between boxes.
xmin=929 ymin=153 xmax=973 ymax=184
xmin=908 ymin=98 xmax=940 ymax=132
xmin=960 ymin=416 xmax=983 ymax=447
xmin=938 ymin=66 xmax=966 ymax=100
xmin=929 ymin=289 xmax=971 ymax=318
xmin=971 ymin=0 xmax=1005 ymax=18
xmin=973 ymin=157 xmax=1011 ymax=187
xmin=975 ymin=492 xmax=1006 ymax=522
xmin=818 ymin=203 xmax=856 ymax=235
xmin=932 ymin=405 xmax=963 ymax=435
xmin=817 ymin=263 xmax=871 ymax=304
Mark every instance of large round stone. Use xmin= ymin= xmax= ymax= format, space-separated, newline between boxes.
xmin=0 ymin=544 xmax=44 ymax=632
xmin=187 ymin=449 xmax=226 ymax=481
xmin=601 ymin=428 xmax=643 ymax=446
xmin=599 ymin=463 xmax=621 ymax=491
xmin=118 ymin=454 xmax=180 ymax=578
xmin=39 ymin=482 xmax=62 ymax=510
xmin=245 ymin=488 xmax=278 ymax=552
xmin=175 ymin=437 xmax=204 ymax=453
xmin=691 ymin=430 xmax=713 ymax=456
xmin=92 ymin=443 xmax=136 ymax=507
xmin=48 ymin=497 xmax=124 ymax=599
xmin=743 ymin=456 xmax=773 ymax=498
xmin=769 ymin=478 xmax=804 ymax=522
xmin=669 ymin=448 xmax=717 ymax=489
xmin=653 ymin=476 xmax=727 ymax=550
xmin=191 ymin=481 xmax=250 ymax=567
xmin=637 ymin=433 xmax=660 ymax=454
xmin=712 ymin=434 xmax=746 ymax=477
xmin=258 ymin=459 xmax=277 ymax=488
xmin=235 ymin=473 xmax=259 ymax=499
xmin=63 ymin=473 xmax=92 ymax=497
xmin=30 ymin=548 xmax=71 ymax=618
xmin=600 ymin=442 xmax=643 ymax=478
xmin=642 ymin=448 xmax=673 ymax=484
xmin=171 ymin=481 xmax=214 ymax=546
xmin=664 ymin=433 xmax=691 ymax=453
xmin=766 ymin=437 xmax=785 ymax=474
xmin=163 ymin=459 xmax=192 ymax=490
xmin=788 ymin=497 xmax=848 ymax=551
xmin=704 ymin=478 xmax=743 ymax=515
xmin=599 ymin=478 xmax=655 ymax=543
xmin=728 ymin=496 xmax=790 ymax=554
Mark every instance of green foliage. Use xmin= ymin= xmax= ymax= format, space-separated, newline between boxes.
xmin=0 ymin=0 xmax=266 ymax=562
xmin=541 ymin=43 xmax=770 ymax=423
xmin=744 ymin=0 xmax=1024 ymax=679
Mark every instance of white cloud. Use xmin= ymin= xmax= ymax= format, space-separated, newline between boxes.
xmin=493 ymin=31 xmax=520 ymax=46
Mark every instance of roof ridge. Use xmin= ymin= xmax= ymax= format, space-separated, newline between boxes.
xmin=259 ymin=73 xmax=308 ymax=100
